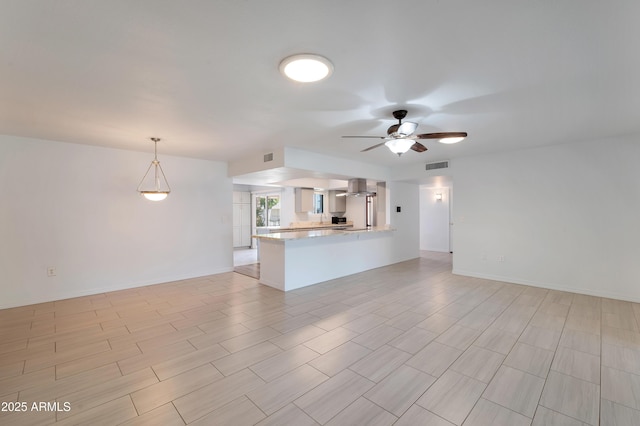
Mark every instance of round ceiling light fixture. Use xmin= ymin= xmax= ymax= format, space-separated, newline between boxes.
xmin=279 ymin=54 xmax=333 ymax=83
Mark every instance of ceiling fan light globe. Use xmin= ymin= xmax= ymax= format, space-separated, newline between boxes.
xmin=385 ymin=138 xmax=413 ymax=155
xmin=439 ymin=136 xmax=465 ymax=144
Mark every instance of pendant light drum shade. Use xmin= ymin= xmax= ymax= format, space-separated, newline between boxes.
xmin=137 ymin=137 xmax=171 ymax=201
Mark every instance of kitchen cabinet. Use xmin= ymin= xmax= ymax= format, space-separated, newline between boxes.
xmin=295 ymin=188 xmax=314 ymax=213
xmin=233 ymin=191 xmax=251 ymax=204
xmin=328 ymin=190 xmax=346 ymax=213
xmin=233 ymin=191 xmax=252 ymax=247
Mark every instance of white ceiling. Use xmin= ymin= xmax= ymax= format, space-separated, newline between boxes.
xmin=2 ymin=1 xmax=640 ymax=167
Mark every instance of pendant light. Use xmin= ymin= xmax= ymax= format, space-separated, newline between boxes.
xmin=137 ymin=137 xmax=171 ymax=201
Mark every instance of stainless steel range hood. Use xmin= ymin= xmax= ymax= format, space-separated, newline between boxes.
xmin=345 ymin=178 xmax=376 ymax=197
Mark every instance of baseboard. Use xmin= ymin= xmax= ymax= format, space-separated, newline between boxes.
xmin=420 ymin=248 xmax=450 ymax=253
xmin=258 ymin=278 xmax=284 ymax=291
xmin=452 ymin=268 xmax=640 ymax=304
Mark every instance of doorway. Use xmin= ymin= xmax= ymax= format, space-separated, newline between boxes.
xmin=234 ymin=192 xmax=281 ymax=279
xmin=419 ymin=181 xmax=453 ymax=253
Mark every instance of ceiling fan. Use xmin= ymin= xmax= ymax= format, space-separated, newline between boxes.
xmin=342 ymin=110 xmax=468 ymax=156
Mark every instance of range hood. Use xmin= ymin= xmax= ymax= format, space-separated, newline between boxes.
xmin=344 ymin=178 xmax=376 ymax=197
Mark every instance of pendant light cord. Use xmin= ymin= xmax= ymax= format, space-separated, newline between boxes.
xmin=151 ymin=137 xmax=161 ymax=161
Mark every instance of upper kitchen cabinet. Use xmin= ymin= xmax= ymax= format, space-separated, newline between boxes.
xmin=295 ymin=188 xmax=314 ymax=213
xmin=328 ymin=190 xmax=346 ymax=213
xmin=233 ymin=191 xmax=251 ymax=204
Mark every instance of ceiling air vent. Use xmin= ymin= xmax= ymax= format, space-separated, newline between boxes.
xmin=425 ymin=161 xmax=449 ymax=171
xmin=263 ymin=153 xmax=274 ymax=162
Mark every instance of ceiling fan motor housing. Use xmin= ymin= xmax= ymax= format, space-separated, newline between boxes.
xmin=388 ymin=110 xmax=408 ymax=136
xmin=392 ymin=110 xmax=408 ymax=120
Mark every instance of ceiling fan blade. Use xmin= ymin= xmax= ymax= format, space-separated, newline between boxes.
xmin=397 ymin=121 xmax=418 ymax=136
xmin=342 ymin=135 xmax=386 ymax=139
xmin=361 ymin=141 xmax=387 ymax=152
xmin=410 ymin=142 xmax=428 ymax=153
xmin=416 ymin=132 xmax=467 ymax=139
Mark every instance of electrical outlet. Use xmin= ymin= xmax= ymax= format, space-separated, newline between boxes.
xmin=497 ymin=255 xmax=505 ymax=262
xmin=47 ymin=267 xmax=56 ymax=277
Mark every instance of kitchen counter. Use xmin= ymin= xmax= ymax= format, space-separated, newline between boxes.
xmin=254 ymin=226 xmax=393 ymax=241
xmin=255 ymin=226 xmax=397 ymax=291
xmin=256 ymin=222 xmax=354 ymax=233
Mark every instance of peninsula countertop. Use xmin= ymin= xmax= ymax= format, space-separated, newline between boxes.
xmin=253 ymin=226 xmax=395 ymax=241
xmin=256 ymin=222 xmax=354 ymax=233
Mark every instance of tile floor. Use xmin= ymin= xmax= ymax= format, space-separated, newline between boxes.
xmin=1 ymin=251 xmax=640 ymax=425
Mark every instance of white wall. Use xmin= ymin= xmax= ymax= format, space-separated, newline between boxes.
xmin=452 ymin=136 xmax=640 ymax=302
xmin=279 ymin=187 xmax=296 ymax=227
xmin=284 ymin=147 xmax=389 ymax=181
xmin=420 ymin=187 xmax=451 ymax=252
xmin=387 ymin=181 xmax=420 ymax=263
xmin=228 ymin=147 xmax=285 ymax=177
xmin=0 ymin=135 xmax=233 ymax=309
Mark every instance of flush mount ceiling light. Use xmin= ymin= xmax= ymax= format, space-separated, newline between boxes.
xmin=137 ymin=137 xmax=171 ymax=201
xmin=279 ymin=54 xmax=333 ymax=82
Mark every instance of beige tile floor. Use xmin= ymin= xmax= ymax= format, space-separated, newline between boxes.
xmin=1 ymin=251 xmax=640 ymax=425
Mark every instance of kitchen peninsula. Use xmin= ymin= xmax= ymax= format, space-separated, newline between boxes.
xmin=254 ymin=226 xmax=395 ymax=291
xmin=255 ymin=221 xmax=354 ymax=235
